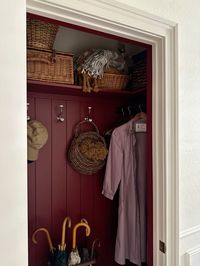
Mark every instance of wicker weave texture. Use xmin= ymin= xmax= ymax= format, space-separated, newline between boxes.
xmin=27 ymin=48 xmax=74 ymax=84
xmin=68 ymin=121 xmax=107 ymax=175
xmin=68 ymin=133 xmax=106 ymax=175
xmin=97 ymin=73 xmax=129 ymax=90
xmin=27 ymin=18 xmax=59 ymax=50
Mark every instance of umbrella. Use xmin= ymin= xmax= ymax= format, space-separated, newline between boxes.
xmin=32 ymin=216 xmax=72 ymax=266
xmin=79 ymin=219 xmax=90 ymax=262
xmin=90 ymin=239 xmax=100 ymax=260
xmin=32 ymin=227 xmax=55 ymax=264
xmin=68 ymin=222 xmax=91 ymax=266
xmin=54 ymin=216 xmax=72 ymax=266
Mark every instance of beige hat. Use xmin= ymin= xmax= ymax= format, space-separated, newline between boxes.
xmin=27 ymin=120 xmax=48 ymax=161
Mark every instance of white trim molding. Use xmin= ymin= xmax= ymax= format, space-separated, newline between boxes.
xmin=185 ymin=246 xmax=200 ymax=266
xmin=180 ymin=224 xmax=200 ymax=239
xmin=26 ymin=1 xmax=179 ymax=266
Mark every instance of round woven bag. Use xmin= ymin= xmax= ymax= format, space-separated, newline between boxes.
xmin=68 ymin=121 xmax=108 ymax=175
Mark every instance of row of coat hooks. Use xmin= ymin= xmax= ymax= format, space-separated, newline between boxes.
xmin=27 ymin=103 xmax=93 ymax=123
xmin=27 ymin=102 xmax=65 ymax=122
xmin=27 ymin=102 xmax=145 ymax=123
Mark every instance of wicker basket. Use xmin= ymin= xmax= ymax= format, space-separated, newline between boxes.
xmin=68 ymin=121 xmax=107 ymax=175
xmin=27 ymin=48 xmax=74 ymax=84
xmin=97 ymin=73 xmax=129 ymax=90
xmin=27 ymin=18 xmax=59 ymax=50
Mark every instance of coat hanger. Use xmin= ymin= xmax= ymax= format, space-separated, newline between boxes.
xmin=132 ymin=111 xmax=147 ymax=122
xmin=131 ymin=104 xmax=147 ymax=133
xmin=130 ymin=103 xmax=146 ymax=122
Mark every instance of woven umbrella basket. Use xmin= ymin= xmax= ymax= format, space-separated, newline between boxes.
xmin=68 ymin=121 xmax=108 ymax=175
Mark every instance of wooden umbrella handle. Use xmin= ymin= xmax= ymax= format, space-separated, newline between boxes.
xmin=72 ymin=222 xmax=91 ymax=249
xmin=61 ymin=216 xmax=71 ymax=247
xmin=32 ymin=227 xmax=54 ymax=252
xmin=80 ymin=218 xmax=90 ymax=235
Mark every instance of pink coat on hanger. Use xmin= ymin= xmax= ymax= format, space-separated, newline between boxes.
xmin=102 ymin=117 xmax=147 ymax=266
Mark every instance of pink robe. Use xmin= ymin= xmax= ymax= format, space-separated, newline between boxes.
xmin=102 ymin=119 xmax=146 ymax=265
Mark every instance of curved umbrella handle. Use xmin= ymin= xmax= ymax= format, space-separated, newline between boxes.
xmin=60 ymin=216 xmax=72 ymax=249
xmin=80 ymin=218 xmax=90 ymax=235
xmin=32 ymin=227 xmax=54 ymax=252
xmin=72 ymin=222 xmax=91 ymax=249
xmin=91 ymin=239 xmax=100 ymax=259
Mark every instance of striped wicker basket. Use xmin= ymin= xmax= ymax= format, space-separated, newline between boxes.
xmin=97 ymin=73 xmax=129 ymax=90
xmin=27 ymin=18 xmax=59 ymax=50
xmin=27 ymin=48 xmax=74 ymax=84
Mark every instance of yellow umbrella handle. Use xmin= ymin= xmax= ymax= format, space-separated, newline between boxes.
xmin=80 ymin=218 xmax=90 ymax=235
xmin=72 ymin=222 xmax=91 ymax=249
xmin=61 ymin=216 xmax=71 ymax=248
xmin=32 ymin=227 xmax=54 ymax=252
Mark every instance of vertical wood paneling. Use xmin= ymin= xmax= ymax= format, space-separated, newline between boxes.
xmin=66 ymin=100 xmax=81 ymax=248
xmin=28 ymin=92 xmax=149 ymax=266
xmin=93 ymin=101 xmax=119 ymax=266
xmin=27 ymin=97 xmax=36 ymax=266
xmin=35 ymin=97 xmax=52 ymax=265
xmin=52 ymin=99 xmax=67 ymax=245
xmin=79 ymin=102 xmax=98 ymax=248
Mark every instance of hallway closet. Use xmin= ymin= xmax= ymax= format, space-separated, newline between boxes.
xmin=27 ymin=13 xmax=152 ymax=266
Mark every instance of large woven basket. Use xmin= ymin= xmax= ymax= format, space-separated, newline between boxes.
xmin=97 ymin=73 xmax=129 ymax=90
xmin=27 ymin=48 xmax=74 ymax=84
xmin=68 ymin=121 xmax=108 ymax=175
xmin=27 ymin=18 xmax=59 ymax=50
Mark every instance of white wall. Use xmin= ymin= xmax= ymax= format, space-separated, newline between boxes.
xmin=0 ymin=0 xmax=28 ymax=265
xmin=113 ymin=0 xmax=200 ymax=265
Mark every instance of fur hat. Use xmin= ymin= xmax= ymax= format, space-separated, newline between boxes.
xmin=27 ymin=120 xmax=48 ymax=161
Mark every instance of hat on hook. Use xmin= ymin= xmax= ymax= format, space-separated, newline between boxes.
xmin=27 ymin=120 xmax=48 ymax=161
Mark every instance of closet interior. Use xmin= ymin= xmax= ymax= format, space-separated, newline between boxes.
xmin=27 ymin=13 xmax=152 ymax=266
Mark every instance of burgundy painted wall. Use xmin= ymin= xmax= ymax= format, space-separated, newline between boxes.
xmin=28 ymin=90 xmax=138 ymax=266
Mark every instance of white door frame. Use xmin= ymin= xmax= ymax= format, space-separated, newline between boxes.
xmin=26 ymin=1 xmax=179 ymax=265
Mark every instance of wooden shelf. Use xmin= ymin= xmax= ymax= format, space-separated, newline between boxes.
xmin=27 ymin=80 xmax=146 ymax=98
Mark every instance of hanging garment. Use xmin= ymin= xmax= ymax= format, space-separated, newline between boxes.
xmin=102 ymin=118 xmax=146 ymax=266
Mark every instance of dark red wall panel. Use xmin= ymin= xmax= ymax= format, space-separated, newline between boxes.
xmin=28 ymin=91 xmax=130 ymax=266
xmin=28 ymin=89 xmax=151 ymax=266
xmin=28 ymin=97 xmax=36 ymax=266
xmin=51 ymin=99 xmax=67 ymax=245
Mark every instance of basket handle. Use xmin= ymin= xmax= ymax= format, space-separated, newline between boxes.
xmin=27 ymin=57 xmax=51 ymax=64
xmin=27 ymin=51 xmax=56 ymax=64
xmin=75 ymin=120 xmax=100 ymax=137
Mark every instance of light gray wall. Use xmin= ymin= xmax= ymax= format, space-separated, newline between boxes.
xmin=54 ymin=26 xmax=145 ymax=56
